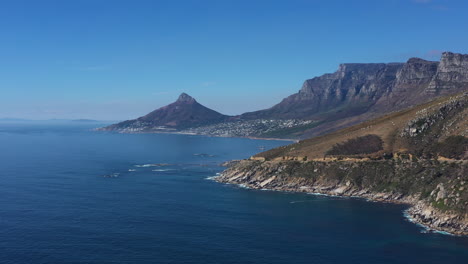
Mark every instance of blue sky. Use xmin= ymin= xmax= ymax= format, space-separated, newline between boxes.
xmin=1 ymin=0 xmax=467 ymax=120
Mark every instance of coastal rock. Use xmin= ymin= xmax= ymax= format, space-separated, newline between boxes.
xmin=435 ymin=184 xmax=447 ymax=201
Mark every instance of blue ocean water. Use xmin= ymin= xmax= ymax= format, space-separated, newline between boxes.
xmin=0 ymin=122 xmax=467 ymax=264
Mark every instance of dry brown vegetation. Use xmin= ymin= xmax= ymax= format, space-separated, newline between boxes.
xmin=255 ymin=92 xmax=467 ymax=160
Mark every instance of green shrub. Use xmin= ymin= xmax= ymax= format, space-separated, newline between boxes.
xmin=437 ymin=136 xmax=467 ymax=159
xmin=326 ymin=134 xmax=384 ymax=156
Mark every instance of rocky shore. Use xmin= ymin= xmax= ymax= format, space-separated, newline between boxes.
xmin=215 ymin=159 xmax=468 ymax=236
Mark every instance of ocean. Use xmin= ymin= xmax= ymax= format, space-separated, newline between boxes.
xmin=0 ymin=122 xmax=467 ymax=264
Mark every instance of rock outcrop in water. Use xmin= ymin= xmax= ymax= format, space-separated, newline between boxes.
xmin=216 ymin=93 xmax=468 ymax=235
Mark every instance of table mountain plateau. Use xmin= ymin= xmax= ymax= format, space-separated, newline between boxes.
xmin=241 ymin=52 xmax=468 ymax=138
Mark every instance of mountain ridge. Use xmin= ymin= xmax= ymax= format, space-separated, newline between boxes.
xmin=102 ymin=52 xmax=468 ymax=138
xmin=240 ymin=52 xmax=468 ymax=138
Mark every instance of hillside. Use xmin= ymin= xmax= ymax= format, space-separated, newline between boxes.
xmin=216 ymin=93 xmax=468 ymax=235
xmin=241 ymin=52 xmax=468 ymax=138
xmin=256 ymin=92 xmax=467 ymax=160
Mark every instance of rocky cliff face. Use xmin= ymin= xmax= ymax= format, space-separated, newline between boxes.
xmin=373 ymin=58 xmax=439 ymax=114
xmin=395 ymin=58 xmax=439 ymax=86
xmin=427 ymin=52 xmax=468 ymax=93
xmin=241 ymin=62 xmax=403 ymax=120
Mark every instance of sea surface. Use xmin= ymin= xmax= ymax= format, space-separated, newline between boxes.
xmin=0 ymin=122 xmax=467 ymax=264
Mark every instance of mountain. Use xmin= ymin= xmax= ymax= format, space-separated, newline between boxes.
xmin=101 ymin=93 xmax=230 ymax=132
xmin=216 ymin=92 xmax=468 ymax=235
xmin=254 ymin=92 xmax=467 ymax=160
xmin=240 ymin=52 xmax=468 ymax=138
xmin=103 ymin=52 xmax=468 ymax=138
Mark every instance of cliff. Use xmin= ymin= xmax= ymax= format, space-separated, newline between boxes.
xmin=241 ymin=62 xmax=403 ymax=120
xmin=241 ymin=52 xmax=468 ymax=138
xmin=216 ymin=93 xmax=468 ymax=235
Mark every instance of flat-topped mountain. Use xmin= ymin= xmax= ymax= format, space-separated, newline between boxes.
xmin=240 ymin=52 xmax=468 ymax=137
xmin=101 ymin=93 xmax=230 ymax=132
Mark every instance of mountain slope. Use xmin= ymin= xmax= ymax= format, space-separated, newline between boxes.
xmin=101 ymin=93 xmax=230 ymax=131
xmin=216 ymin=93 xmax=468 ymax=235
xmin=255 ymin=92 xmax=467 ymax=160
xmin=241 ymin=62 xmax=403 ymax=120
xmin=240 ymin=52 xmax=468 ymax=138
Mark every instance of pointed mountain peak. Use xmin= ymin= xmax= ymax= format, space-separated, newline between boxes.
xmin=177 ymin=93 xmax=196 ymax=103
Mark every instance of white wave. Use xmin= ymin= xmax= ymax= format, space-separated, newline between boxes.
xmin=134 ymin=164 xmax=152 ymax=168
xmin=433 ymin=230 xmax=455 ymax=236
xmin=290 ymin=201 xmax=305 ymax=204
xmin=402 ymin=210 xmax=455 ymax=236
xmin=151 ymin=169 xmax=174 ymax=172
xmin=103 ymin=173 xmax=120 ymax=178
xmin=134 ymin=163 xmax=170 ymax=168
xmin=128 ymin=169 xmax=136 ymax=172
xmin=205 ymin=175 xmax=218 ymax=180
xmin=307 ymin=192 xmax=340 ymax=198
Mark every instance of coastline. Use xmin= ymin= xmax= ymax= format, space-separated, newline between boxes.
xmin=94 ymin=128 xmax=298 ymax=142
xmin=214 ymin=175 xmax=464 ymax=236
xmin=96 ymin=128 xmax=467 ymax=236
xmin=214 ymin=160 xmax=468 ymax=236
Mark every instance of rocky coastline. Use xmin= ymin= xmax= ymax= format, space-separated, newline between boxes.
xmin=215 ymin=159 xmax=468 ymax=236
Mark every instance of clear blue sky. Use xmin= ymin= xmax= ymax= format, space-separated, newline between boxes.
xmin=1 ymin=0 xmax=467 ymax=120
